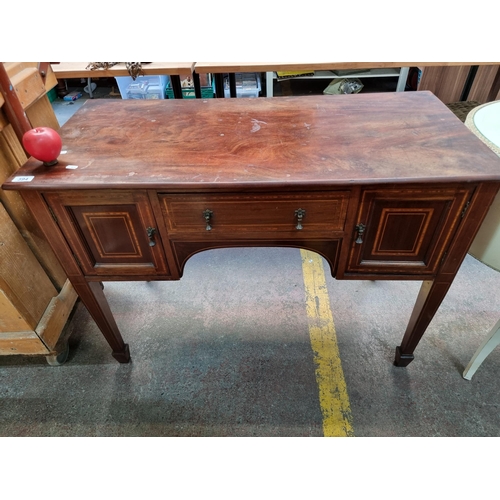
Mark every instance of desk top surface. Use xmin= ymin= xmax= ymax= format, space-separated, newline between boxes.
xmin=5 ymin=91 xmax=500 ymax=192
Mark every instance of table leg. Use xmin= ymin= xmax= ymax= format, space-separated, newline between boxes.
xmin=395 ymin=183 xmax=500 ymax=367
xmin=395 ymin=279 xmax=452 ymax=366
xmin=193 ymin=71 xmax=201 ymax=98
xmin=72 ymin=280 xmax=130 ymax=363
xmin=87 ymin=77 xmax=93 ymax=98
xmin=170 ymin=75 xmax=183 ymax=99
xmin=266 ymin=72 xmax=274 ymax=97
xmin=20 ymin=191 xmax=131 ymax=364
xmin=396 ymin=67 xmax=409 ymax=92
xmin=229 ymin=73 xmax=236 ymax=98
xmin=214 ymin=73 xmax=225 ymax=98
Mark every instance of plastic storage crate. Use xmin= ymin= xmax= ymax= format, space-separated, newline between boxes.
xmin=166 ymin=82 xmax=214 ymax=99
xmin=224 ymin=72 xmax=261 ymax=98
xmin=47 ymin=87 xmax=58 ymax=103
xmin=166 ymin=73 xmax=214 ymax=99
xmin=115 ymin=75 xmax=168 ymax=99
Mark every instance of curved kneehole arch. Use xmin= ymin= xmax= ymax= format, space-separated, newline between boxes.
xmin=171 ymin=240 xmax=340 ymax=278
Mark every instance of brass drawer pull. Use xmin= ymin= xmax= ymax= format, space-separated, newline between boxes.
xmin=203 ymin=209 xmax=213 ymax=231
xmin=146 ymin=227 xmax=156 ymax=247
xmin=295 ymin=208 xmax=306 ymax=230
xmin=355 ymin=223 xmax=366 ymax=244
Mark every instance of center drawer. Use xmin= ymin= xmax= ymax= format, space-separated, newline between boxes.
xmin=159 ymin=192 xmax=350 ymax=237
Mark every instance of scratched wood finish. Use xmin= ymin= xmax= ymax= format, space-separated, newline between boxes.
xmin=3 ymin=93 xmax=500 ymax=366
xmin=6 ymin=92 xmax=500 ymax=193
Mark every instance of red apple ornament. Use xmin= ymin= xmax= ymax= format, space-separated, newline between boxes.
xmin=22 ymin=127 xmax=62 ymax=166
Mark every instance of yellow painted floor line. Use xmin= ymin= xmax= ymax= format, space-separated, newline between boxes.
xmin=300 ymin=249 xmax=354 ymax=437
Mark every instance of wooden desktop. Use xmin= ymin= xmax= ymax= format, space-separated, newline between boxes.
xmin=3 ymin=91 xmax=500 ymax=366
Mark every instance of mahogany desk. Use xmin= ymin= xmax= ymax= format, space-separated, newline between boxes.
xmin=4 ymin=91 xmax=500 ymax=366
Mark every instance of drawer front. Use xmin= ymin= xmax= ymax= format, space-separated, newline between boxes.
xmin=44 ymin=191 xmax=170 ymax=277
xmin=159 ymin=192 xmax=350 ymax=238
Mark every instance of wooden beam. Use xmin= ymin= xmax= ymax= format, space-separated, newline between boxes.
xmin=10 ymin=67 xmax=46 ymax=109
xmin=0 ymin=331 xmax=51 ymax=355
xmin=52 ymin=62 xmax=196 ymax=79
xmin=36 ymin=279 xmax=78 ymax=350
xmin=0 ymin=63 xmax=32 ymax=144
xmin=4 ymin=62 xmax=58 ymax=94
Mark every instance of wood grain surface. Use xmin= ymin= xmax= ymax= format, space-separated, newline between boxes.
xmin=4 ymin=92 xmax=500 ymax=193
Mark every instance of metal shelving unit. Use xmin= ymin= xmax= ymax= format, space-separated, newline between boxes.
xmin=265 ymin=67 xmax=409 ymax=97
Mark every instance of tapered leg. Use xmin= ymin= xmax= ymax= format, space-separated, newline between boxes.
xmin=394 ymin=182 xmax=500 ymax=367
xmin=394 ymin=279 xmax=452 ymax=366
xmin=463 ymin=319 xmax=500 ymax=380
xmin=72 ymin=280 xmax=130 ymax=363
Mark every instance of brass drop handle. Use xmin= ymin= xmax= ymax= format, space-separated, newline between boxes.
xmin=146 ymin=227 xmax=156 ymax=247
xmin=203 ymin=209 xmax=213 ymax=231
xmin=355 ymin=223 xmax=366 ymax=244
xmin=295 ymin=208 xmax=306 ymax=230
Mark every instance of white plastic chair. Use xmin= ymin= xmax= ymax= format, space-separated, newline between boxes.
xmin=462 ymin=101 xmax=500 ymax=380
xmin=463 ymin=319 xmax=500 ymax=380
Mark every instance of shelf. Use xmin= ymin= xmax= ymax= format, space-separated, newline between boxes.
xmin=275 ymin=68 xmax=400 ymax=80
xmin=266 ymin=67 xmax=408 ymax=97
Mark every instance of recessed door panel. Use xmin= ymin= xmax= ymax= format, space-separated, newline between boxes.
xmin=347 ymin=187 xmax=473 ymax=275
xmin=71 ymin=205 xmax=152 ymax=264
xmin=44 ymin=191 xmax=169 ymax=276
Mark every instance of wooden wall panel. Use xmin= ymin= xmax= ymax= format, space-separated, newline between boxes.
xmin=0 ymin=62 xmax=77 ymax=360
xmin=418 ymin=66 xmax=472 ymax=103
xmin=0 ymin=289 xmax=33 ymax=331
xmin=26 ymin=94 xmax=60 ymax=131
xmin=0 ymin=124 xmax=66 ymax=288
xmin=468 ymin=65 xmax=500 ymax=103
xmin=10 ymin=67 xmax=46 ymax=109
xmin=4 ymin=62 xmax=58 ymax=105
xmin=0 ymin=202 xmax=57 ymax=330
xmin=485 ymin=67 xmax=500 ymax=101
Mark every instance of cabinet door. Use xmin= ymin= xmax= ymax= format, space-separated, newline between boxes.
xmin=44 ymin=191 xmax=169 ymax=277
xmin=346 ymin=187 xmax=473 ymax=275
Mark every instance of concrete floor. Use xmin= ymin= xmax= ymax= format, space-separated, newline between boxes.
xmin=1 ymin=82 xmax=499 ymax=437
